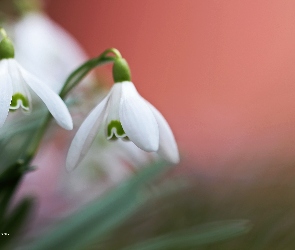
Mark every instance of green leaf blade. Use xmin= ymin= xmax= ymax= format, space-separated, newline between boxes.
xmin=26 ymin=161 xmax=170 ymax=250
xmin=122 ymin=220 xmax=251 ymax=250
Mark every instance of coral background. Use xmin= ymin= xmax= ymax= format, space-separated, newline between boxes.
xmin=46 ymin=0 xmax=295 ymax=176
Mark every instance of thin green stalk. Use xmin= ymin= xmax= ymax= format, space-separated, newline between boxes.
xmin=60 ymin=55 xmax=115 ymax=98
xmin=24 ymin=51 xmax=117 ymax=165
xmin=22 ymin=113 xmax=51 ymax=164
xmin=0 ymin=48 xmax=119 ymax=183
xmin=0 ymin=176 xmax=21 ymax=222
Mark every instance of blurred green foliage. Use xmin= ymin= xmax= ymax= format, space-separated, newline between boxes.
xmin=18 ymin=161 xmax=251 ymax=250
xmin=1 ymin=106 xmax=295 ymax=250
xmin=2 ymin=112 xmax=294 ymax=250
xmin=96 ymin=172 xmax=295 ymax=250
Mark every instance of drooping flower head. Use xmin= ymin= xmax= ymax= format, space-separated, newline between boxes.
xmin=0 ymin=28 xmax=73 ymax=130
xmin=66 ymin=49 xmax=179 ymax=171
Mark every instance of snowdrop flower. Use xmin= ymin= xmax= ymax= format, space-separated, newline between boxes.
xmin=13 ymin=12 xmax=92 ymax=93
xmin=66 ymin=57 xmax=179 ymax=171
xmin=0 ymin=28 xmax=73 ymax=130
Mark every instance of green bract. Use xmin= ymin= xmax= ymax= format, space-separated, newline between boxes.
xmin=0 ymin=38 xmax=15 ymax=59
xmin=112 ymin=58 xmax=131 ymax=83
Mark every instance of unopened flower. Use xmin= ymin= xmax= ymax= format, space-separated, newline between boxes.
xmin=66 ymin=57 xmax=179 ymax=171
xmin=0 ymin=29 xmax=73 ymax=130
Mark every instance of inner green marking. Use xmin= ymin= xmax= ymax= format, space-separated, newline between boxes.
xmin=10 ymin=93 xmax=29 ymax=111
xmin=107 ymin=120 xmax=128 ymax=140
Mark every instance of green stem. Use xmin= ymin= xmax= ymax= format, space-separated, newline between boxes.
xmin=0 ymin=48 xmax=120 ymax=185
xmin=0 ymin=48 xmax=124 ymax=249
xmin=0 ymin=48 xmax=123 ymax=238
xmin=100 ymin=48 xmax=122 ymax=60
xmin=0 ymin=175 xmax=21 ymax=222
xmin=60 ymin=56 xmax=115 ymax=98
xmin=22 ymin=113 xmax=51 ymax=164
xmin=24 ymin=49 xmax=118 ymax=165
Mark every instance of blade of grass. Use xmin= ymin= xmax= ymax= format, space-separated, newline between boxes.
xmin=26 ymin=160 xmax=170 ymax=250
xmin=122 ymin=220 xmax=251 ymax=250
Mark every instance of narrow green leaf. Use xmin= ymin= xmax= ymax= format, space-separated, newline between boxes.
xmin=0 ymin=197 xmax=34 ymax=249
xmin=3 ymin=197 xmax=34 ymax=232
xmin=26 ymin=161 xmax=170 ymax=250
xmin=122 ymin=220 xmax=251 ymax=250
xmin=0 ymin=177 xmax=21 ymax=222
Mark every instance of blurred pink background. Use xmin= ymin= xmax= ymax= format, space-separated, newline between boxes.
xmin=46 ymin=0 xmax=295 ymax=176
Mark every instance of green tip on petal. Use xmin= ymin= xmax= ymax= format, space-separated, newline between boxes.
xmin=0 ymin=37 xmax=15 ymax=59
xmin=107 ymin=120 xmax=129 ymax=140
xmin=10 ymin=93 xmax=30 ymax=112
xmin=112 ymin=58 xmax=131 ymax=83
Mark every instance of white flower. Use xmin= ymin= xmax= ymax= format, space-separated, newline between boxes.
xmin=66 ymin=81 xmax=179 ymax=171
xmin=0 ymin=58 xmax=73 ymax=130
xmin=13 ymin=13 xmax=93 ymax=93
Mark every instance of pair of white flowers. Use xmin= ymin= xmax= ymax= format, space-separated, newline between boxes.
xmin=0 ymin=32 xmax=179 ymax=170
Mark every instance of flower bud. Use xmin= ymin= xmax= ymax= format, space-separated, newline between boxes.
xmin=112 ymin=58 xmax=131 ymax=83
xmin=0 ymin=37 xmax=15 ymax=59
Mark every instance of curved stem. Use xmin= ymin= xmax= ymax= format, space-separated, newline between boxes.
xmin=59 ymin=56 xmax=115 ymax=98
xmin=23 ymin=49 xmax=119 ymax=165
xmin=100 ymin=48 xmax=122 ymax=60
xmin=0 ymin=48 xmax=120 ymax=184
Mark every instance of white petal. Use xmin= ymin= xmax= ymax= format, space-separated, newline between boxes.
xmin=14 ymin=61 xmax=73 ymax=130
xmin=106 ymin=84 xmax=122 ymax=121
xmin=0 ymin=60 xmax=13 ymax=128
xmin=147 ymin=102 xmax=180 ymax=164
xmin=14 ymin=13 xmax=92 ymax=93
xmin=105 ymin=84 xmax=125 ymax=139
xmin=66 ymin=96 xmax=109 ymax=171
xmin=120 ymin=82 xmax=159 ymax=152
xmin=7 ymin=59 xmax=31 ymax=112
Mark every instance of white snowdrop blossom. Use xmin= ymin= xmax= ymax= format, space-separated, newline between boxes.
xmin=66 ymin=80 xmax=179 ymax=171
xmin=0 ymin=28 xmax=72 ymax=130
xmin=13 ymin=12 xmax=92 ymax=93
xmin=0 ymin=58 xmax=73 ymax=130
